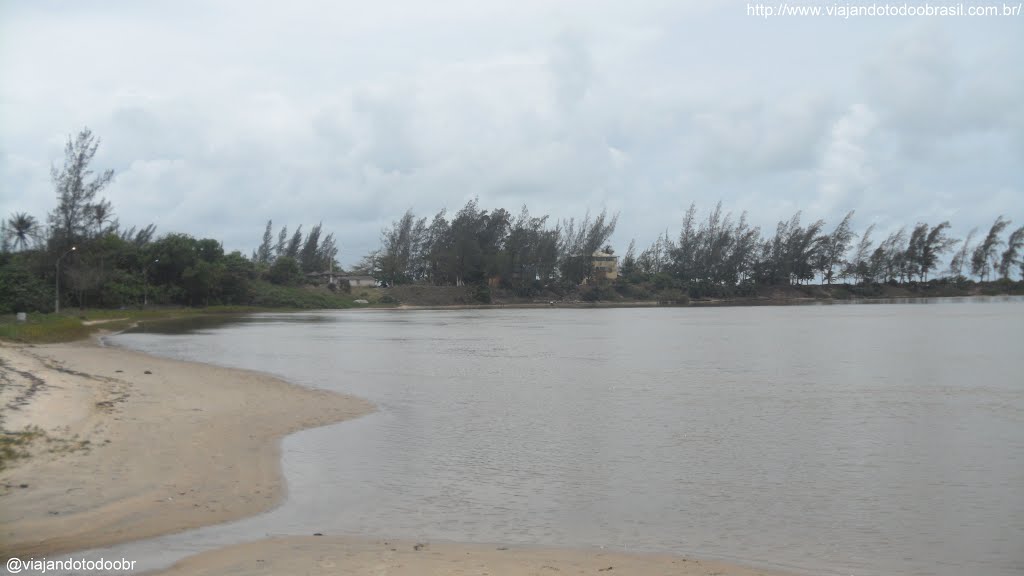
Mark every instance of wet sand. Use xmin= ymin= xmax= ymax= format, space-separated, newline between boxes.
xmin=158 ymin=536 xmax=793 ymax=576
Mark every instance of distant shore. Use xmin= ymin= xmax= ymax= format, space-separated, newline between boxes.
xmin=378 ymin=279 xmax=1024 ymax=309
xmin=0 ymin=336 xmax=801 ymax=576
xmin=2 ymin=280 xmax=1020 ymax=346
xmin=392 ymin=292 xmax=1023 ymax=311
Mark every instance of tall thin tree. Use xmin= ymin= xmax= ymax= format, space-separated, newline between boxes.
xmin=999 ymin=226 xmax=1023 ymax=280
xmin=48 ymin=128 xmax=115 ymax=246
xmin=256 ymin=220 xmax=274 ymax=265
xmin=948 ymin=228 xmax=976 ymax=279
xmin=819 ymin=210 xmax=856 ymax=284
xmin=971 ymin=216 xmax=1010 ymax=281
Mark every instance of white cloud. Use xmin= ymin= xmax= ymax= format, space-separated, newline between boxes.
xmin=1 ymin=1 xmax=1021 ymax=263
xmin=816 ymin=103 xmax=878 ymax=215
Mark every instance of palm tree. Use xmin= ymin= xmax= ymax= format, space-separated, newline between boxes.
xmin=88 ymin=199 xmax=116 ymax=237
xmin=6 ymin=212 xmax=40 ymax=251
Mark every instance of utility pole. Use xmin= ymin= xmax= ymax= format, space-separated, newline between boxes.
xmin=143 ymin=259 xmax=159 ymax=308
xmin=55 ymin=246 xmax=76 ymax=314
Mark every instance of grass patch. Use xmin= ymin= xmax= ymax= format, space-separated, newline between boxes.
xmin=0 ymin=426 xmax=92 ymax=472
xmin=0 ymin=285 xmax=359 ymax=344
xmin=0 ymin=309 xmax=278 ymax=344
xmin=0 ymin=426 xmax=45 ymax=471
xmin=248 ymin=281 xmax=356 ymax=309
xmin=0 ymin=310 xmax=197 ymax=344
xmin=0 ymin=314 xmax=93 ymax=343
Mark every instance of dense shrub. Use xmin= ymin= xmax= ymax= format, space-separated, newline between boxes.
xmin=507 ymin=279 xmax=543 ymax=298
xmin=844 ymin=283 xmax=886 ymax=298
xmin=472 ymin=285 xmax=492 ymax=304
xmin=580 ymin=283 xmax=618 ymax=302
xmin=266 ymin=256 xmax=303 ymax=286
xmin=651 ymin=273 xmax=677 ymax=291
xmin=0 ymin=260 xmax=52 ymax=313
xmin=981 ymin=278 xmax=1022 ymax=295
xmin=657 ymin=288 xmax=689 ymax=304
xmin=248 ymin=281 xmax=352 ymax=309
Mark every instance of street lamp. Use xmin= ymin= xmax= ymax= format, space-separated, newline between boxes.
xmin=55 ymin=246 xmax=76 ymax=314
xmin=143 ymin=259 xmax=159 ymax=308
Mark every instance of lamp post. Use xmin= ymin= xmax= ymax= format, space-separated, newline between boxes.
xmin=55 ymin=246 xmax=76 ymax=314
xmin=143 ymin=259 xmax=159 ymax=308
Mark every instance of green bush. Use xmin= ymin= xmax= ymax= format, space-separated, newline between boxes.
xmin=266 ymin=256 xmax=303 ymax=286
xmin=248 ymin=281 xmax=352 ymax=309
xmin=652 ymin=273 xmax=677 ymax=291
xmin=687 ymin=279 xmax=730 ymax=299
xmin=657 ymin=288 xmax=689 ymax=305
xmin=505 ymin=279 xmax=543 ymax=298
xmin=580 ymin=283 xmax=617 ymax=302
xmin=980 ymin=278 xmax=1022 ymax=295
xmin=845 ymin=283 xmax=885 ymax=298
xmin=0 ymin=261 xmax=52 ymax=313
xmin=736 ymin=279 xmax=758 ymax=297
xmin=613 ymin=281 xmax=634 ymax=297
xmin=472 ymin=285 xmax=492 ymax=304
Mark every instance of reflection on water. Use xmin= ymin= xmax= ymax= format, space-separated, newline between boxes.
xmin=92 ymin=299 xmax=1024 ymax=576
xmin=126 ymin=312 xmax=335 ymax=334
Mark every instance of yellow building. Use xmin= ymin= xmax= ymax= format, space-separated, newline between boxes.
xmin=591 ymin=251 xmax=618 ymax=280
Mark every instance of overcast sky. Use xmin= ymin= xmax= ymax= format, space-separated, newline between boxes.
xmin=1 ymin=1 xmax=1021 ymax=265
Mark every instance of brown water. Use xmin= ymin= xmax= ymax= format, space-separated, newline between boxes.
xmin=94 ymin=299 xmax=1023 ymax=576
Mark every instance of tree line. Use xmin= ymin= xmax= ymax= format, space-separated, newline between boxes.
xmin=367 ymin=200 xmax=1023 ymax=296
xmin=363 ymin=200 xmax=617 ymax=294
xmin=251 ymin=220 xmax=339 ymax=281
xmin=1 ymin=128 xmax=344 ymax=313
xmin=4 ymin=128 xmax=1022 ymax=313
xmin=624 ymin=204 xmax=1021 ymax=289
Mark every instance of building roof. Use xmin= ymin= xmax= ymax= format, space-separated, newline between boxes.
xmin=304 ymin=272 xmax=376 ymax=281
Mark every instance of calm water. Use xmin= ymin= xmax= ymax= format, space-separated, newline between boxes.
xmin=92 ymin=300 xmax=1023 ymax=576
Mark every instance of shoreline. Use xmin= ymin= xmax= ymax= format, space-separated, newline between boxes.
xmin=3 ymin=293 xmax=1019 ymax=348
xmin=156 ymin=535 xmax=798 ymax=576
xmin=391 ymin=292 xmax=1021 ymax=311
xmin=376 ymin=279 xmax=1022 ymax=310
xmin=1 ymin=335 xmax=801 ymax=576
xmin=0 ymin=336 xmax=374 ymax=558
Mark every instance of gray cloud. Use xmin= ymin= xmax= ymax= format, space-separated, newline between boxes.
xmin=2 ymin=1 xmax=1021 ymax=265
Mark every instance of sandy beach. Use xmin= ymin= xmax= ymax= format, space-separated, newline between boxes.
xmin=0 ymin=338 xmax=373 ymax=557
xmin=157 ymin=536 xmax=792 ymax=576
xmin=1 ymin=337 xmax=795 ymax=576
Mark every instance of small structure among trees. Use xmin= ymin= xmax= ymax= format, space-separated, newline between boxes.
xmin=591 ymin=250 xmax=618 ymax=281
